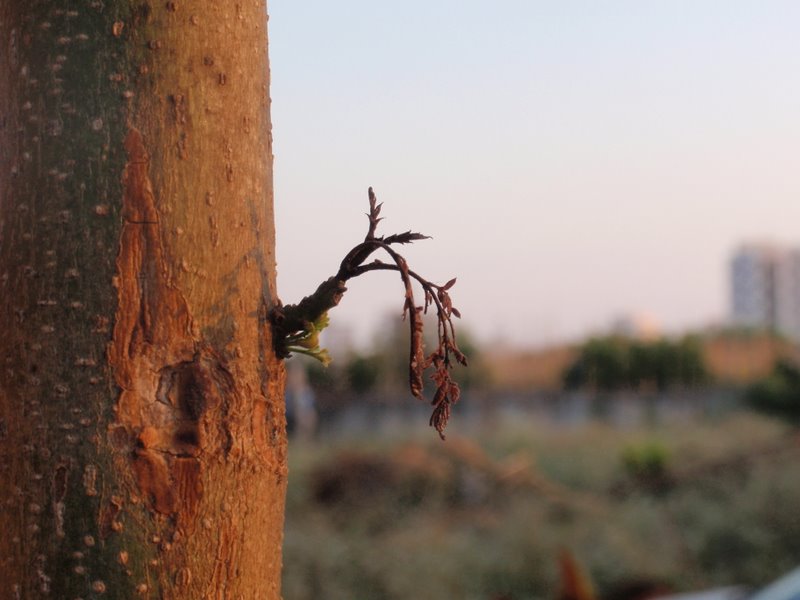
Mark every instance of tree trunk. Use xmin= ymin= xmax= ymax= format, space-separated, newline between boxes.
xmin=0 ymin=2 xmax=286 ymax=598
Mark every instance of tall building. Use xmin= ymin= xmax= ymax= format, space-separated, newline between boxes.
xmin=730 ymin=243 xmax=800 ymax=341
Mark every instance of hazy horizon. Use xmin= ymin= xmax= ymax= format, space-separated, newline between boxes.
xmin=268 ymin=1 xmax=800 ymax=349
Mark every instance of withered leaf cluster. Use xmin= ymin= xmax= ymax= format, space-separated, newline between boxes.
xmin=271 ymin=188 xmax=466 ymax=438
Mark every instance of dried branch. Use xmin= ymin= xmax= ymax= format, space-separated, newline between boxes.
xmin=270 ymin=187 xmax=466 ymax=438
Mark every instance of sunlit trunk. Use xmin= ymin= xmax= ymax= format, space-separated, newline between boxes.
xmin=0 ymin=2 xmax=286 ymax=597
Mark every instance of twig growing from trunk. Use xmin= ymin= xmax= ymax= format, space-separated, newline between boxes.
xmin=270 ymin=188 xmax=466 ymax=438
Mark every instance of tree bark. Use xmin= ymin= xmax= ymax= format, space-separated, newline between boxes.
xmin=0 ymin=2 xmax=286 ymax=598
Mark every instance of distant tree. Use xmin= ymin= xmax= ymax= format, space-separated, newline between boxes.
xmin=564 ymin=337 xmax=628 ymax=391
xmin=346 ymin=354 xmax=382 ymax=395
xmin=746 ymin=360 xmax=800 ymax=424
xmin=628 ymin=341 xmax=657 ymax=389
xmin=564 ymin=335 xmax=708 ymax=392
xmin=675 ymin=335 xmax=707 ymax=387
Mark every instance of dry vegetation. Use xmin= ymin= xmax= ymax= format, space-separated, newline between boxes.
xmin=282 ymin=412 xmax=800 ymax=599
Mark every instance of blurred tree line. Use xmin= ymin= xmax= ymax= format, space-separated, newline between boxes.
xmin=297 ymin=321 xmax=800 ymax=429
xmin=563 ymin=335 xmax=709 ymax=392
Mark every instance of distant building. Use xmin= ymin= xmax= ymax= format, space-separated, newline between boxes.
xmin=609 ymin=312 xmax=661 ymax=340
xmin=730 ymin=242 xmax=800 ymax=341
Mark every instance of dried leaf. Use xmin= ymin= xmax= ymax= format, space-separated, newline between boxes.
xmin=452 ymin=385 xmax=461 ymax=401
xmin=429 ymin=398 xmax=452 ymax=440
xmin=453 ymin=348 xmax=468 ymax=366
xmin=431 ymin=385 xmax=447 ymax=407
xmin=383 ymin=231 xmax=431 ymax=245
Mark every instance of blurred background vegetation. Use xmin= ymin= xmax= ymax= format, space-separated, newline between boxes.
xmin=281 ymin=324 xmax=800 ymax=599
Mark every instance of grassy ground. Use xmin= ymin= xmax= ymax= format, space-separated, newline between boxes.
xmin=281 ymin=411 xmax=800 ymax=600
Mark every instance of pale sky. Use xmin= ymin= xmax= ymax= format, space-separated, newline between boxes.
xmin=268 ymin=1 xmax=800 ymax=349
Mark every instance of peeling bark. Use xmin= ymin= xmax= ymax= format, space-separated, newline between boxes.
xmin=0 ymin=2 xmax=286 ymax=598
xmin=109 ymin=127 xmax=205 ymax=522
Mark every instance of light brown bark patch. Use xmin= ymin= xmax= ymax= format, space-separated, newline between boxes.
xmin=109 ymin=128 xmax=231 ymax=529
